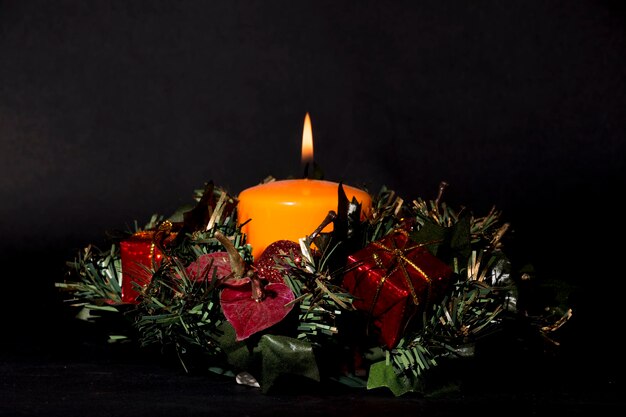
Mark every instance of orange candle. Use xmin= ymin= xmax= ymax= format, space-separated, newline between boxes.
xmin=237 ymin=113 xmax=372 ymax=260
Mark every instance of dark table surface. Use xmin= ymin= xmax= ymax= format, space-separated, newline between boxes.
xmin=1 ymin=314 xmax=622 ymax=417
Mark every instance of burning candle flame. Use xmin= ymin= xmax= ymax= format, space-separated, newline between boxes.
xmin=301 ymin=112 xmax=314 ymax=166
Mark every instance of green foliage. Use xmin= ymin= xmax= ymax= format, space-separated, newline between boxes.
xmin=256 ymin=334 xmax=320 ymax=393
xmin=56 ymin=244 xmax=124 ymax=326
xmin=368 ymin=358 xmax=422 ymax=397
xmin=133 ymin=258 xmax=227 ymax=371
xmin=56 ymin=180 xmax=572 ymax=397
xmin=360 ymin=183 xmax=519 ymax=395
xmin=365 ymin=186 xmax=408 ymax=243
xmin=61 ymin=244 xmax=123 ymax=305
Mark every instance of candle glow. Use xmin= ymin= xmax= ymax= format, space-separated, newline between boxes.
xmin=301 ymin=112 xmax=314 ymax=166
xmin=237 ymin=114 xmax=372 ymax=259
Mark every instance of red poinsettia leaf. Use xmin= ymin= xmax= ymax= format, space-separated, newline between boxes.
xmin=186 ymin=252 xmax=232 ymax=281
xmin=220 ymin=282 xmax=295 ymax=341
xmin=221 ymin=276 xmax=252 ymax=289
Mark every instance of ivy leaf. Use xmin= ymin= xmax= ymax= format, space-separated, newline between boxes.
xmin=256 ymin=335 xmax=320 ymax=393
xmin=367 ymin=360 xmax=420 ymax=397
xmin=215 ymin=321 xmax=253 ymax=371
xmin=410 ymin=215 xmax=471 ymax=264
xmin=410 ymin=221 xmax=447 ymax=256
xmin=448 ymin=214 xmax=471 ymax=261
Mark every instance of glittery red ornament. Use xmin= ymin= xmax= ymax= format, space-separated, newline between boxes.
xmin=342 ymin=230 xmax=453 ymax=349
xmin=119 ymin=231 xmax=165 ymax=304
xmin=254 ymin=240 xmax=303 ymax=283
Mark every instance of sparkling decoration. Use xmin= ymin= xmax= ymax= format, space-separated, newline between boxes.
xmin=342 ymin=229 xmax=453 ymax=349
xmin=119 ymin=231 xmax=165 ymax=304
xmin=254 ymin=240 xmax=304 ymax=283
xmin=57 ymin=180 xmax=573 ymax=397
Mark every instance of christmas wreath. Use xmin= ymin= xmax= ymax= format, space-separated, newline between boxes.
xmin=56 ymin=179 xmax=571 ymax=396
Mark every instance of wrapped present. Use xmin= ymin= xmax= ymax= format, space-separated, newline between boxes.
xmin=342 ymin=229 xmax=453 ymax=349
xmin=119 ymin=230 xmax=175 ymax=303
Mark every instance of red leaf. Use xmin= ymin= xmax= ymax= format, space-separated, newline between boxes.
xmin=220 ymin=282 xmax=295 ymax=341
xmin=186 ymin=252 xmax=232 ymax=281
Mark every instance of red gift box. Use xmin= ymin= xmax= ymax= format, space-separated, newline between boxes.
xmin=342 ymin=230 xmax=453 ymax=349
xmin=119 ymin=231 xmax=167 ymax=303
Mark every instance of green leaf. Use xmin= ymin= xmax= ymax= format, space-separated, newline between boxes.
xmin=410 ymin=214 xmax=471 ymax=264
xmin=367 ymin=360 xmax=420 ymax=397
xmin=215 ymin=321 xmax=253 ymax=370
xmin=256 ymin=334 xmax=320 ymax=393
xmin=410 ymin=221 xmax=447 ymax=255
xmin=449 ymin=215 xmax=471 ymax=261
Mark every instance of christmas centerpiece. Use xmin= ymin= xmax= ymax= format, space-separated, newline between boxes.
xmin=56 ymin=115 xmax=572 ymax=396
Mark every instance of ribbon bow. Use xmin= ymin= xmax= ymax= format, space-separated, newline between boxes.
xmin=367 ymin=230 xmax=437 ymax=319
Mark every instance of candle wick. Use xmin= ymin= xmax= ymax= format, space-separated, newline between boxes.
xmin=301 ymin=161 xmax=324 ymax=180
xmin=302 ymin=161 xmax=311 ymax=179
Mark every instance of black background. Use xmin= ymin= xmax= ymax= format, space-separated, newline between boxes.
xmin=1 ymin=0 xmax=625 ymax=404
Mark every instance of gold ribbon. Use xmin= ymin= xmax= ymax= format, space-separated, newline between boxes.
xmin=129 ymin=220 xmax=173 ymax=265
xmin=366 ymin=231 xmax=436 ymax=319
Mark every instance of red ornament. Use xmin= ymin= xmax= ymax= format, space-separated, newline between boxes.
xmin=119 ymin=231 xmax=166 ymax=304
xmin=254 ymin=240 xmax=303 ymax=283
xmin=342 ymin=230 xmax=453 ymax=349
